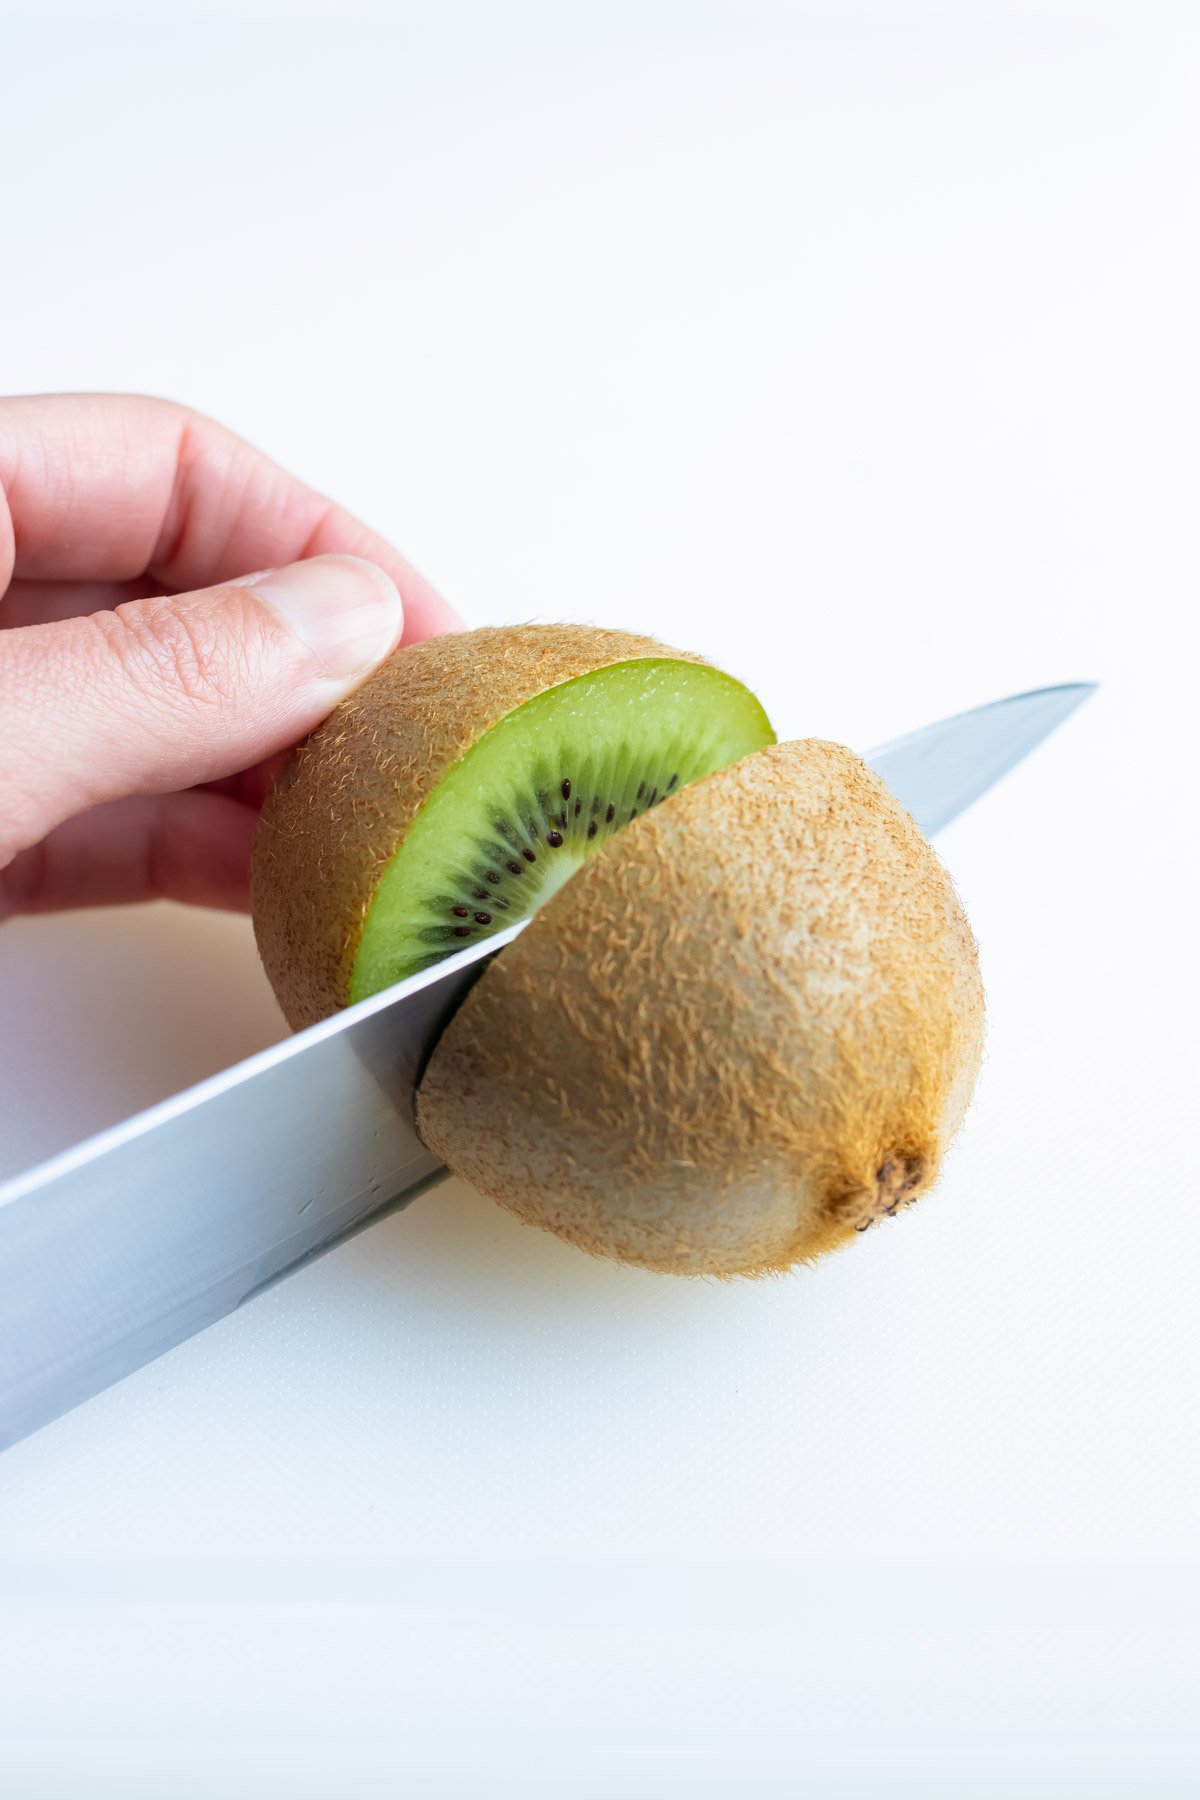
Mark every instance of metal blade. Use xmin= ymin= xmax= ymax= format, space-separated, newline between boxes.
xmin=0 ymin=926 xmax=522 ymax=1450
xmin=867 ymin=682 xmax=1096 ymax=835
xmin=0 ymin=681 xmax=1094 ymax=1450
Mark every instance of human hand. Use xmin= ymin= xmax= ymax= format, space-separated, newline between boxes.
xmin=0 ymin=394 xmax=459 ymax=920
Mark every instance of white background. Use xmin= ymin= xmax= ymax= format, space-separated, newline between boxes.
xmin=1 ymin=3 xmax=1198 ymax=1795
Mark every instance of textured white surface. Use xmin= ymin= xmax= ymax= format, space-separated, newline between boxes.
xmin=1 ymin=4 xmax=1198 ymax=1795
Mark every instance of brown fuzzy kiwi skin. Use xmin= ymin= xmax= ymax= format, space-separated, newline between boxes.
xmin=251 ymin=625 xmax=706 ymax=1030
xmin=416 ymin=739 xmax=985 ymax=1279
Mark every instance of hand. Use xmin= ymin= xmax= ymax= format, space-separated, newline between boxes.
xmin=0 ymin=394 xmax=459 ymax=921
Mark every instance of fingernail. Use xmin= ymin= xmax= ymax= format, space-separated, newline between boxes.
xmin=245 ymin=554 xmax=403 ymax=681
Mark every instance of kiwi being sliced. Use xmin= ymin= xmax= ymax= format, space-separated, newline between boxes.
xmin=252 ymin=625 xmax=774 ymax=1028
xmin=352 ymin=657 xmax=769 ymax=999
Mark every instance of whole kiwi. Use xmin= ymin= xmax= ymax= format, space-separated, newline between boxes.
xmin=416 ymin=739 xmax=985 ymax=1276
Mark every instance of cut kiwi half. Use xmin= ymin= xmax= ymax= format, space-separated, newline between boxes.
xmin=252 ymin=625 xmax=774 ymax=1029
xmin=353 ymin=657 xmax=769 ymax=997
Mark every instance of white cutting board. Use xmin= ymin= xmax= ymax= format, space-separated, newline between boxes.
xmin=1 ymin=7 xmax=1197 ymax=1796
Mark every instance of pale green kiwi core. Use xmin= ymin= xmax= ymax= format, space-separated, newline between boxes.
xmin=349 ymin=658 xmax=774 ymax=1000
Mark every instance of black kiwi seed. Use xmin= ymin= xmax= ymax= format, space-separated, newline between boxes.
xmin=561 ymin=778 xmax=571 ymax=800
xmin=474 ymin=911 xmax=492 ymax=925
xmin=485 ymin=870 xmax=501 ymax=885
xmin=472 ymin=887 xmax=489 ymax=900
xmin=605 ymin=803 xmax=615 ymax=823
xmin=574 ymin=799 xmax=582 ymax=817
xmin=668 ymin=772 xmax=678 ymax=789
xmin=587 ymin=821 xmax=598 ymax=839
xmin=648 ymin=788 xmax=658 ymax=805
xmin=452 ymin=905 xmax=470 ymax=918
xmin=522 ymin=848 xmax=537 ymax=863
xmin=547 ymin=830 xmax=564 ymax=847
xmin=452 ymin=926 xmax=471 ymax=938
xmin=637 ymin=782 xmax=646 ymax=800
xmin=506 ymin=859 xmax=522 ymax=875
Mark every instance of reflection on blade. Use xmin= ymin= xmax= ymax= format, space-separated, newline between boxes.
xmin=867 ymin=683 xmax=1096 ymax=836
xmin=0 ymin=925 xmax=523 ymax=1451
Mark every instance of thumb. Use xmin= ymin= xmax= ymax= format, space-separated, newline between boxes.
xmin=0 ymin=554 xmax=403 ymax=866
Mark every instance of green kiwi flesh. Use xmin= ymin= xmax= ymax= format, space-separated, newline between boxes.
xmin=350 ymin=658 xmax=774 ymax=1000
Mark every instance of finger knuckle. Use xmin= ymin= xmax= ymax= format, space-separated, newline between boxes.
xmin=99 ymin=596 xmax=237 ymax=713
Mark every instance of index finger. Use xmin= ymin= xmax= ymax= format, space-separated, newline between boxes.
xmin=0 ymin=393 xmax=459 ymax=643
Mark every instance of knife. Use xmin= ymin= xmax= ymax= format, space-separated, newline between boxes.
xmin=0 ymin=683 xmax=1094 ymax=1449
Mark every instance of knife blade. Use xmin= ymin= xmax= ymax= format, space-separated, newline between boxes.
xmin=0 ymin=682 xmax=1094 ymax=1448
xmin=868 ymin=681 xmax=1095 ymax=835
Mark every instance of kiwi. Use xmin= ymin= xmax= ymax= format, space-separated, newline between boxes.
xmin=416 ymin=739 xmax=985 ymax=1277
xmin=252 ymin=625 xmax=774 ymax=1028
